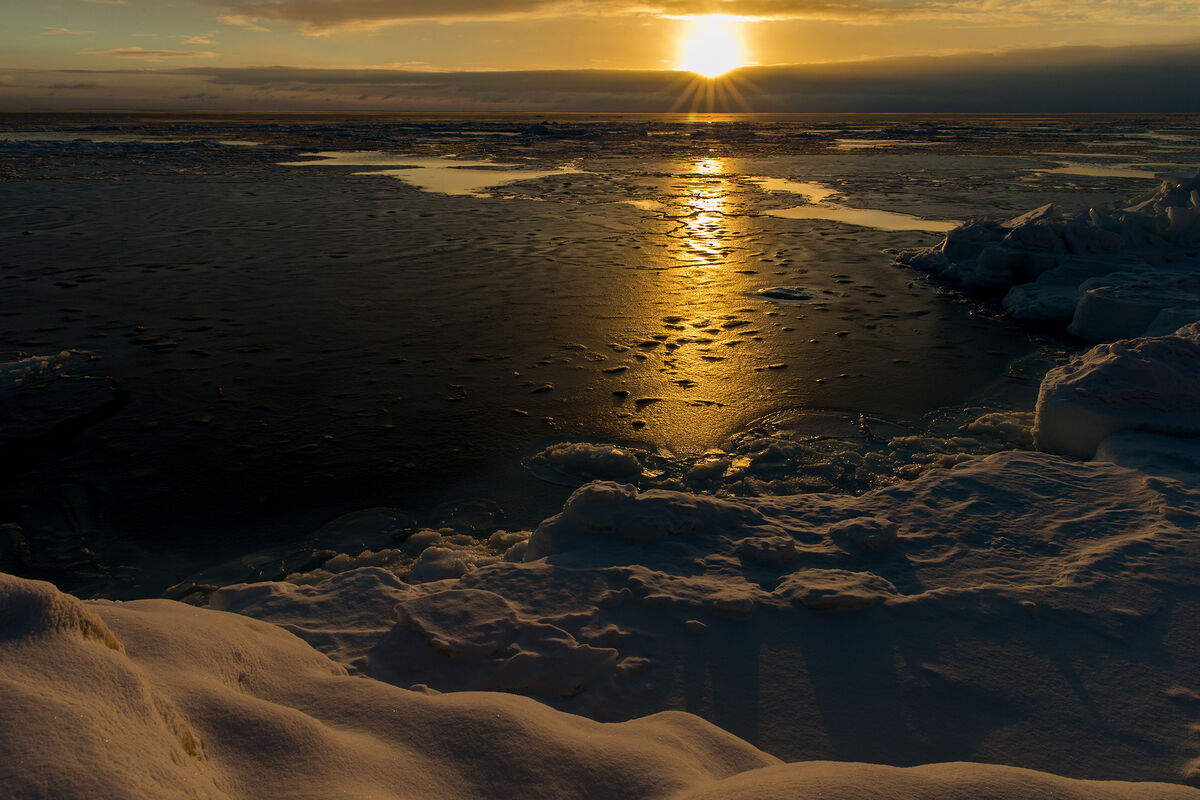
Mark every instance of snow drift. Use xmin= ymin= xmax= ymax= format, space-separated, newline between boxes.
xmin=4 ymin=571 xmax=1199 ymax=799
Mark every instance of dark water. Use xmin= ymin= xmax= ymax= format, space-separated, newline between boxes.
xmin=1 ymin=112 xmax=1196 ymax=596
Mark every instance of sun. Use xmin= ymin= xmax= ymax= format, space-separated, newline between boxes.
xmin=677 ymin=15 xmax=745 ymax=79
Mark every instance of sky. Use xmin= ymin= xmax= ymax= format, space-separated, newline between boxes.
xmin=1 ymin=0 xmax=1199 ymax=111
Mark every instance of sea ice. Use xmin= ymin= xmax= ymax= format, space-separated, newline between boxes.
xmin=1068 ymin=271 xmax=1200 ymax=342
xmin=899 ymin=172 xmax=1200 ymax=341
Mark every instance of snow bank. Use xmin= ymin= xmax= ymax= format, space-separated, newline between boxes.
xmin=4 ymin=570 xmax=1198 ymax=799
xmin=1033 ymin=322 xmax=1200 ymax=458
xmin=898 ymin=173 xmax=1200 ymax=341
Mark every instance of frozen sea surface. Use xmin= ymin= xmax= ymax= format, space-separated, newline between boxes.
xmin=0 ymin=111 xmax=1198 ymax=597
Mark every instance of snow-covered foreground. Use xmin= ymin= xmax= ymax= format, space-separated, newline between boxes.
xmin=6 ymin=323 xmax=1200 ymax=795
xmin=3 ymin=570 xmax=1199 ymax=799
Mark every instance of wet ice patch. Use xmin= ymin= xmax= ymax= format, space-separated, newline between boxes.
xmin=746 ymin=171 xmax=959 ymax=231
xmin=833 ymin=139 xmax=938 ymax=150
xmin=765 ymin=204 xmax=960 ymax=232
xmin=1029 ymin=162 xmax=1164 ymax=180
xmin=748 ymin=176 xmax=839 ymax=203
xmin=281 ymin=151 xmax=587 ymax=197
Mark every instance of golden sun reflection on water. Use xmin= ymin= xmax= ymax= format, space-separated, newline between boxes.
xmin=671 ymin=157 xmax=735 ymax=268
xmin=609 ymin=156 xmax=776 ymax=452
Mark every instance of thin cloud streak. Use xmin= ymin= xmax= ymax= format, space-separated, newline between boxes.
xmin=79 ymin=47 xmax=217 ymax=58
xmin=200 ymin=0 xmax=1200 ymax=32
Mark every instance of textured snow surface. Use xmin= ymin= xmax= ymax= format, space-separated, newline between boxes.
xmin=210 ymin=447 xmax=1200 ymax=785
xmin=4 ymin=571 xmax=1200 ymax=799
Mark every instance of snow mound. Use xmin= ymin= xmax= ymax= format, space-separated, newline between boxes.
xmin=525 ymin=481 xmax=744 ymax=556
xmin=0 ymin=571 xmax=121 ymax=649
xmin=4 ymin=571 xmax=1198 ymax=799
xmin=1033 ymin=322 xmax=1200 ymax=458
xmin=899 ymin=173 xmax=1200 ymax=341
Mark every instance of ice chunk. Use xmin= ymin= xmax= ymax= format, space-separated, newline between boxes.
xmin=394 ymin=588 xmax=525 ymax=658
xmin=408 ymin=546 xmax=495 ymax=583
xmin=1033 ymin=322 xmax=1200 ymax=458
xmin=391 ymin=587 xmax=619 ymax=696
xmin=773 ymin=568 xmax=899 ymax=611
xmin=1001 ymin=257 xmax=1137 ymax=323
xmin=827 ymin=515 xmax=899 ymax=551
xmin=1146 ymin=307 xmax=1200 ymax=336
xmin=1004 ymin=202 xmax=1062 ymax=228
xmin=528 ymin=442 xmax=644 ymax=482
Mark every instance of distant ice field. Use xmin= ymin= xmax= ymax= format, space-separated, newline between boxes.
xmin=0 ymin=112 xmax=1197 ymax=597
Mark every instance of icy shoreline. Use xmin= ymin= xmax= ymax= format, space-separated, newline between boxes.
xmin=4 ymin=136 xmax=1200 ymax=795
xmin=9 ymin=283 xmax=1200 ymax=797
xmin=205 ymin=176 xmax=1200 ymax=784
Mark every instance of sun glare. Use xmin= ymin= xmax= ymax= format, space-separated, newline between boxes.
xmin=677 ymin=15 xmax=745 ymax=79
